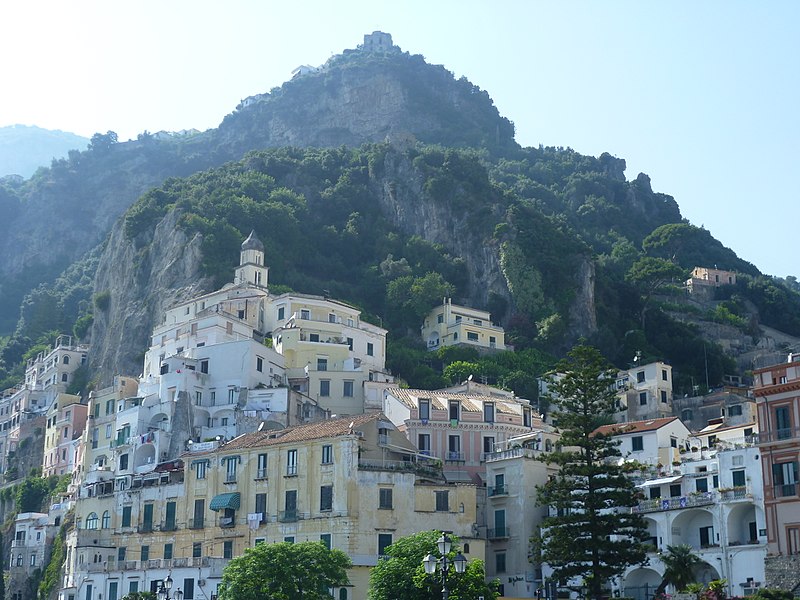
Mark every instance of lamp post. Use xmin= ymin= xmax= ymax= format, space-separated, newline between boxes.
xmin=422 ymin=532 xmax=468 ymax=600
xmin=157 ymin=576 xmax=183 ymax=600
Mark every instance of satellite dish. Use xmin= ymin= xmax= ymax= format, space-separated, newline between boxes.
xmin=258 ymin=422 xmax=265 ymax=432
xmin=349 ymin=421 xmax=355 ymax=429
xmin=467 ymin=374 xmax=473 ymax=381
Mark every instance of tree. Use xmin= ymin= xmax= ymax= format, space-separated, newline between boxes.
xmin=535 ymin=344 xmax=650 ymax=600
xmin=625 ymin=257 xmax=686 ymax=328
xmin=368 ymin=530 xmax=498 ymax=600
xmin=89 ymin=131 xmax=119 ymax=153
xmin=218 ymin=541 xmax=350 ymax=600
xmin=655 ymin=544 xmax=701 ymax=595
xmin=0 ymin=533 xmax=5 ymax=600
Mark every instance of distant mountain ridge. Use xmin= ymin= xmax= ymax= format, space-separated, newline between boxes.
xmin=0 ymin=124 xmax=89 ymax=178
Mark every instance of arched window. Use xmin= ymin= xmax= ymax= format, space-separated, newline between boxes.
xmin=681 ymin=409 xmax=693 ymax=422
xmin=339 ymin=589 xmax=348 ymax=600
xmin=102 ymin=511 xmax=110 ymax=529
xmin=463 ymin=543 xmax=470 ymax=553
xmin=63 ymin=355 xmax=70 ymax=365
xmin=86 ymin=513 xmax=99 ymax=530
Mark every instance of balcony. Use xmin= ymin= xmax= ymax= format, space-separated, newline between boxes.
xmin=718 ymin=486 xmax=752 ymax=502
xmin=138 ymin=524 xmax=154 ymax=534
xmin=219 ymin=517 xmax=235 ymax=528
xmin=633 ymin=492 xmax=715 ymax=514
xmin=485 ymin=447 xmax=541 ymax=462
xmin=256 ymin=468 xmax=268 ymax=480
xmin=446 ymin=451 xmax=464 ymax=462
xmin=188 ymin=518 xmax=205 ymax=529
xmin=753 ymin=427 xmax=800 ymax=444
xmin=279 ymin=510 xmax=298 ymax=523
xmin=488 ymin=484 xmax=508 ymax=497
xmin=488 ymin=527 xmax=510 ymax=539
xmin=773 ymin=482 xmax=800 ymax=498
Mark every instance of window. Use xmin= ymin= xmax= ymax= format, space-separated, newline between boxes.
xmin=15 ymin=554 xmax=22 ymax=567
xmin=165 ymin=501 xmax=176 ymax=530
xmin=483 ymin=436 xmax=495 ymax=454
xmin=773 ymin=461 xmax=799 ymax=497
xmin=732 ymin=470 xmax=746 ymax=487
xmin=256 ymin=357 xmax=263 ymax=372
xmin=649 ymin=487 xmax=661 ymax=500
xmin=200 ymin=360 xmax=209 ymax=374
xmin=637 ymin=371 xmax=646 ymax=383
xmin=696 ymin=478 xmax=709 ymax=493
xmin=277 ymin=307 xmax=285 ymax=320
xmin=449 ymin=400 xmax=460 ymax=421
xmin=86 ymin=512 xmax=99 ymax=530
xmin=300 ymin=309 xmax=310 ymax=320
xmin=183 ymin=579 xmax=195 ymax=600
xmin=320 ymin=534 xmax=332 ymax=549
xmin=287 ymin=449 xmax=298 ymax=475
xmin=228 ymin=388 xmax=236 ymax=403
xmin=661 ymin=390 xmax=668 ymax=404
xmin=317 ymin=357 xmax=328 ymax=371
xmin=484 ymin=403 xmax=495 ymax=423
xmin=435 ymin=490 xmax=449 ymax=512
xmin=193 ymin=499 xmax=205 ymax=528
xmin=367 ymin=342 xmax=374 ymax=356
xmin=343 ymin=380 xmax=354 ymax=397
xmin=194 ymin=391 xmax=202 ymax=406
xmin=320 ymin=485 xmax=333 ymax=511
xmin=121 ymin=506 xmax=132 ymax=528
xmin=378 ymin=533 xmax=393 ymax=557
xmin=437 ymin=313 xmax=444 ymax=324
xmin=419 ymin=399 xmax=430 ymax=421
xmin=418 ymin=433 xmax=430 ymax=453
xmin=523 ymin=407 xmax=531 ymax=427
xmin=448 ymin=435 xmax=461 ymax=460
xmin=225 ymin=457 xmax=237 ymax=482
xmin=257 ymin=453 xmax=268 ymax=478
xmin=210 ymin=391 xmax=216 ymax=403
xmin=631 ymin=436 xmax=644 ymax=451
xmin=670 ymin=484 xmax=682 ymax=497
xmin=255 ymin=493 xmax=267 ymax=522
xmin=221 ymin=417 xmax=229 ymax=426
xmin=192 ymin=542 xmax=202 ymax=558
xmin=102 ymin=511 xmax=110 ymax=529
xmin=379 ymin=488 xmax=393 ymax=509
xmin=639 ymin=392 xmax=647 ymax=406
xmin=329 ymin=313 xmax=336 ymax=323
xmin=118 ymin=547 xmax=126 ymax=562
xmin=670 ymin=437 xmax=677 ymax=448
xmin=284 ymin=490 xmax=297 ymax=520
xmin=142 ymin=503 xmax=154 ymax=531
xmin=140 ymin=546 xmax=149 ymax=561
xmin=223 ymin=541 xmax=233 ymax=559
xmin=310 ymin=333 xmax=320 ymax=342
xmin=164 ymin=543 xmax=173 ymax=560
xmin=495 ymin=552 xmax=507 ymax=574
xmin=30 ymin=553 xmax=36 ymax=567
xmin=321 ymin=445 xmax=333 ymax=464
xmin=467 ymin=331 xmax=479 ymax=342
xmin=195 ymin=461 xmax=207 ymax=479
xmin=347 ymin=337 xmax=353 ymax=350
xmin=682 ymin=409 xmax=693 ymax=421
xmin=319 ymin=380 xmax=330 ymax=397
xmin=729 ymin=404 xmax=743 ymax=416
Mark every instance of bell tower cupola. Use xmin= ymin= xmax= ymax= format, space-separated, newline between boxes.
xmin=235 ymin=230 xmax=269 ymax=288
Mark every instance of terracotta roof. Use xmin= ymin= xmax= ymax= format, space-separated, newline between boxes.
xmin=385 ymin=388 xmax=529 ymax=415
xmin=594 ymin=416 xmax=678 ymax=437
xmin=210 ymin=413 xmax=380 ymax=452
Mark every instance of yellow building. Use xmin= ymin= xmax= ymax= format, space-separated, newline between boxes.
xmin=182 ymin=413 xmax=483 ymax=600
xmin=421 ymin=299 xmax=505 ymax=352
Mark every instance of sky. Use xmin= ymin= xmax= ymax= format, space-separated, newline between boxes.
xmin=1 ymin=1 xmax=798 ymax=278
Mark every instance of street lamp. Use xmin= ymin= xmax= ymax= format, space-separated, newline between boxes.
xmin=422 ymin=533 xmax=468 ymax=600
xmin=157 ymin=576 xmax=183 ymax=600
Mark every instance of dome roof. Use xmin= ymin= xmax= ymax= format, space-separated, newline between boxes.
xmin=241 ymin=230 xmax=264 ymax=252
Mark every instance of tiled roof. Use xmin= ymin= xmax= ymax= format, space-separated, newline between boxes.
xmin=594 ymin=416 xmax=678 ymax=437
xmin=385 ymin=388 xmax=528 ymax=414
xmin=212 ymin=413 xmax=381 ymax=452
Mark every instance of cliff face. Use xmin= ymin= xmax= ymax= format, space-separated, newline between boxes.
xmin=90 ymin=209 xmax=213 ymax=379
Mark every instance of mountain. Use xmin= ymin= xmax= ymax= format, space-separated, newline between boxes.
xmin=2 ymin=32 xmax=800 ymax=395
xmin=0 ymin=124 xmax=89 ymax=178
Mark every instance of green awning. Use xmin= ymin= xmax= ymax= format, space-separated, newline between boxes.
xmin=210 ymin=492 xmax=240 ymax=512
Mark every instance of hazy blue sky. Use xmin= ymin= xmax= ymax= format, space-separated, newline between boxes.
xmin=2 ymin=1 xmax=797 ymax=278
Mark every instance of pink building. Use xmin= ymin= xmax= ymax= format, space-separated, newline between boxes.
xmin=43 ymin=393 xmax=88 ymax=477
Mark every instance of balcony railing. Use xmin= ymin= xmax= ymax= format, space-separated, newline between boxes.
xmin=219 ymin=517 xmax=235 ymax=528
xmin=256 ymin=468 xmax=268 ymax=479
xmin=773 ymin=482 xmax=800 ymax=498
xmin=488 ymin=527 xmax=510 ymax=539
xmin=488 ymin=484 xmax=508 ymax=497
xmin=633 ymin=492 xmax=715 ymax=513
xmin=752 ymin=427 xmax=800 ymax=444
xmin=279 ymin=510 xmax=298 ymax=523
xmin=718 ymin=486 xmax=751 ymax=502
xmin=188 ymin=518 xmax=204 ymax=529
xmin=446 ymin=451 xmax=464 ymax=461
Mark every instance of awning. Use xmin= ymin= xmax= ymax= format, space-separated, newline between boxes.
xmin=637 ymin=475 xmax=682 ymax=488
xmin=210 ymin=492 xmax=241 ymax=511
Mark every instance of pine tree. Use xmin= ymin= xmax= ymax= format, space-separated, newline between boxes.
xmin=535 ymin=344 xmax=650 ymax=600
xmin=0 ymin=532 xmax=5 ymax=600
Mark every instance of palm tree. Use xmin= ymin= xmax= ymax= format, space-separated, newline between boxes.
xmin=655 ymin=544 xmax=702 ymax=595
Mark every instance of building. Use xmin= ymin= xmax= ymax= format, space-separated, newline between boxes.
xmin=9 ymin=512 xmax=54 ymax=599
xmin=672 ymin=388 xmax=756 ymax=432
xmin=686 ymin=267 xmax=737 ymax=295
xmin=595 ymin=417 xmax=691 ymax=470
xmin=69 ymin=413 xmax=483 ymax=600
xmin=43 ymin=393 xmax=88 ymax=477
xmin=421 ymin=299 xmax=506 ymax=353
xmin=618 ymin=421 xmax=766 ymax=599
xmin=382 ymin=387 xmax=537 ymax=484
xmin=360 ymin=31 xmax=397 ymax=53
xmin=614 ymin=361 xmax=674 ymax=422
xmin=752 ymin=354 xmax=800 ymax=591
xmin=483 ymin=430 xmax=560 ymax=598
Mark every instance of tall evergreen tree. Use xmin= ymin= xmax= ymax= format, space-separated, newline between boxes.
xmin=0 ymin=532 xmax=5 ymax=600
xmin=535 ymin=344 xmax=650 ymax=600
